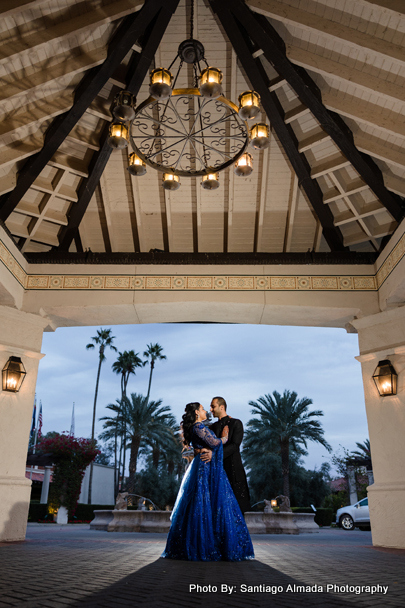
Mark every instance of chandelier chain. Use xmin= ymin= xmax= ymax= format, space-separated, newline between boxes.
xmin=190 ymin=0 xmax=194 ymax=40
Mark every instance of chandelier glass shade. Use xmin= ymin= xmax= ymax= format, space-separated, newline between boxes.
xmin=108 ymin=121 xmax=129 ymax=149
xmin=162 ymin=173 xmax=181 ymax=190
xmin=201 ymin=172 xmax=220 ymax=190
xmin=234 ymin=152 xmax=253 ymax=176
xmin=238 ymin=90 xmax=260 ymax=120
xmin=150 ymin=68 xmax=174 ymax=100
xmin=250 ymin=123 xmax=270 ymax=150
xmin=128 ymin=152 xmax=146 ymax=176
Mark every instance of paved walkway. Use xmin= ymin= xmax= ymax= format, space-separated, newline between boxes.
xmin=0 ymin=525 xmax=404 ymax=608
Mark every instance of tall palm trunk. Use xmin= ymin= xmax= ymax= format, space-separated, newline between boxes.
xmin=280 ymin=439 xmax=290 ymax=499
xmin=127 ymin=436 xmax=141 ymax=506
xmin=88 ymin=347 xmax=104 ymax=504
xmin=146 ymin=360 xmax=155 ymax=402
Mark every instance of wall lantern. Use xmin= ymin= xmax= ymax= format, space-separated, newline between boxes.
xmin=127 ymin=152 xmax=146 ymax=176
xmin=238 ymin=90 xmax=260 ymax=120
xmin=199 ymin=67 xmax=223 ymax=99
xmin=107 ymin=121 xmax=129 ymax=149
xmin=234 ymin=152 xmax=253 ymax=176
xmin=271 ymin=499 xmax=278 ymax=508
xmin=201 ymin=172 xmax=220 ymax=190
xmin=250 ymin=123 xmax=270 ymax=150
xmin=372 ymin=359 xmax=398 ymax=396
xmin=162 ymin=173 xmax=181 ymax=191
xmin=149 ymin=68 xmax=173 ymax=100
xmin=111 ymin=90 xmax=136 ymax=121
xmin=2 ymin=356 xmax=26 ymax=392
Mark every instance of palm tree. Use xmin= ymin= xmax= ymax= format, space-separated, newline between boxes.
xmin=86 ymin=328 xmax=117 ymax=503
xmin=246 ymin=390 xmax=331 ymax=500
xmin=351 ymin=439 xmax=371 ymax=459
xmin=120 ymin=393 xmax=175 ymax=504
xmin=143 ymin=343 xmax=166 ymax=402
xmin=112 ymin=351 xmax=144 ymax=493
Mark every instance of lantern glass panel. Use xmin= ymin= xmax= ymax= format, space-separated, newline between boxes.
xmin=149 ymin=68 xmax=173 ymax=100
xmin=199 ymin=67 xmax=223 ymax=99
xmin=372 ymin=359 xmax=398 ymax=396
xmin=163 ymin=173 xmax=181 ymax=190
xmin=128 ymin=153 xmax=146 ymax=176
xmin=108 ymin=122 xmax=129 ymax=149
xmin=238 ymin=91 xmax=260 ymax=120
xmin=2 ymin=356 xmax=26 ymax=392
xmin=234 ymin=153 xmax=253 ymax=176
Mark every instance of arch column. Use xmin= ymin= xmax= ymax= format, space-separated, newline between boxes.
xmin=352 ymin=307 xmax=405 ymax=549
xmin=0 ymin=306 xmax=47 ymax=542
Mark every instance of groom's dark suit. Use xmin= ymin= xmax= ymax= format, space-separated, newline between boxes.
xmin=210 ymin=415 xmax=251 ymax=513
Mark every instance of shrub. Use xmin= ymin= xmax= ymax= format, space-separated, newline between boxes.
xmin=36 ymin=434 xmax=99 ymax=517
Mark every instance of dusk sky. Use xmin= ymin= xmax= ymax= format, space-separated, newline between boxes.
xmin=34 ymin=323 xmax=370 ymax=475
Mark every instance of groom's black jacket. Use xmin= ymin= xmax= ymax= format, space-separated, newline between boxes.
xmin=210 ymin=415 xmax=251 ymax=513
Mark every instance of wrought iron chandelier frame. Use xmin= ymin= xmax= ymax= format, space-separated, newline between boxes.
xmin=129 ymin=88 xmax=249 ymax=177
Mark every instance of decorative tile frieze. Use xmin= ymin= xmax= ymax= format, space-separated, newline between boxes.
xmin=376 ymin=232 xmax=405 ymax=289
xmin=0 ymin=240 xmax=26 ymax=288
xmin=1 ymin=235 xmax=405 ymax=296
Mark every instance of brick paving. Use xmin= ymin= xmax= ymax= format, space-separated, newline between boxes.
xmin=0 ymin=525 xmax=404 ymax=608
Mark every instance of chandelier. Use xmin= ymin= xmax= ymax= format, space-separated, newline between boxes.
xmin=107 ymin=34 xmax=270 ymax=190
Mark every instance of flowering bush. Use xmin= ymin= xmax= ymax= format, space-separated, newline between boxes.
xmin=37 ymin=433 xmax=99 ymax=517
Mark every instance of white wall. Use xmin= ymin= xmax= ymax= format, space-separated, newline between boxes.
xmin=79 ymin=463 xmax=115 ymax=505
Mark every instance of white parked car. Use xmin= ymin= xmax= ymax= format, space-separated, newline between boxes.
xmin=336 ymin=497 xmax=370 ymax=530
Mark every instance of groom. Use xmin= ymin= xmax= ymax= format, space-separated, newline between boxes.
xmin=201 ymin=396 xmax=251 ymax=514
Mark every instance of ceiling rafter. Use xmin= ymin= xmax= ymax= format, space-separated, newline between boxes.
xmin=220 ymin=3 xmax=404 ymax=224
xmin=0 ymin=0 xmax=144 ymax=69
xmin=0 ymin=0 xmax=173 ymax=224
xmin=246 ymin=0 xmax=405 ymax=67
xmin=57 ymin=0 xmax=181 ymax=251
xmin=210 ymin=0 xmax=346 ymax=252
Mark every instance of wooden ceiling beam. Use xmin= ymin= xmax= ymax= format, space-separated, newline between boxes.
xmin=0 ymin=0 xmax=173 ymax=224
xmin=0 ymin=0 xmax=50 ymax=18
xmin=210 ymin=0 xmax=346 ymax=251
xmin=0 ymin=0 xmax=144 ymax=68
xmin=287 ymin=44 xmax=405 ymax=106
xmin=221 ymin=2 xmax=404 ymax=224
xmin=0 ymin=48 xmax=106 ymax=106
xmin=322 ymin=90 xmax=405 ymax=140
xmin=0 ymin=92 xmax=73 ymax=146
xmin=57 ymin=0 xmax=181 ymax=252
xmin=246 ymin=0 xmax=405 ymax=67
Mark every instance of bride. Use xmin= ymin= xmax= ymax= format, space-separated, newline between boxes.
xmin=162 ymin=402 xmax=254 ymax=561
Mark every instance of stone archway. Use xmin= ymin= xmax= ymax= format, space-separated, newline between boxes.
xmin=1 ymin=221 xmax=405 ymax=547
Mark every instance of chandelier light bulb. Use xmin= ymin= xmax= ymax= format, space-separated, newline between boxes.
xmin=112 ymin=90 xmax=136 ymax=122
xmin=199 ymin=67 xmax=223 ymax=99
xmin=234 ymin=152 xmax=253 ymax=176
xmin=107 ymin=121 xmax=129 ymax=149
xmin=149 ymin=68 xmax=173 ymax=100
xmin=127 ymin=152 xmax=146 ymax=176
xmin=250 ymin=123 xmax=270 ymax=150
xmin=238 ymin=91 xmax=261 ymax=120
xmin=201 ymin=172 xmax=220 ymax=190
xmin=162 ymin=173 xmax=181 ymax=190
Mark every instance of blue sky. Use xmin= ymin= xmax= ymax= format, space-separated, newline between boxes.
xmin=34 ymin=323 xmax=369 ymax=474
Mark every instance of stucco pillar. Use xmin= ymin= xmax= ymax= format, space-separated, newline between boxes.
xmin=352 ymin=307 xmax=405 ymax=549
xmin=40 ymin=466 xmax=52 ymax=504
xmin=0 ymin=306 xmax=47 ymax=542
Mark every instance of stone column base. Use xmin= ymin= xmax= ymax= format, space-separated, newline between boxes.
xmin=368 ymin=482 xmax=405 ymax=549
xmin=0 ymin=476 xmax=32 ymax=542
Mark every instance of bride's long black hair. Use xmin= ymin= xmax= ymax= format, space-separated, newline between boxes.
xmin=182 ymin=402 xmax=201 ymax=446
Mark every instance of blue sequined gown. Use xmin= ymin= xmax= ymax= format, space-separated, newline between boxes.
xmin=162 ymin=422 xmax=254 ymax=561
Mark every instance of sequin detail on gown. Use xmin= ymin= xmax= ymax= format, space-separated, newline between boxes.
xmin=162 ymin=422 xmax=254 ymax=561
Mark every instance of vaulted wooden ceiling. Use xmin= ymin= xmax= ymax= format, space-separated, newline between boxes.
xmin=0 ymin=0 xmax=404 ymax=258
